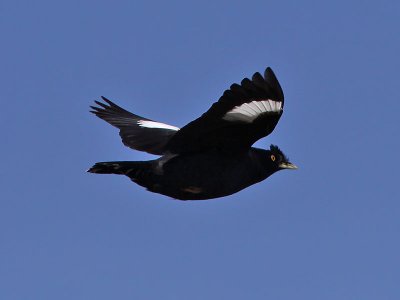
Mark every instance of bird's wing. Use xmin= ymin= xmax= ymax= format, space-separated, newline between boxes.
xmin=165 ymin=67 xmax=284 ymax=154
xmin=90 ymin=97 xmax=179 ymax=155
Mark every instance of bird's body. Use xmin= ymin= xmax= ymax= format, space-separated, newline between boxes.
xmin=91 ymin=148 xmax=280 ymax=200
xmin=88 ymin=67 xmax=297 ymax=200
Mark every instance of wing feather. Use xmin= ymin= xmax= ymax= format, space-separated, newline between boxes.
xmin=90 ymin=97 xmax=179 ymax=155
xmin=165 ymin=67 xmax=284 ymax=154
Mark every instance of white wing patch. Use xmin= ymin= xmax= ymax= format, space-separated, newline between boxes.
xmin=223 ymin=99 xmax=282 ymax=123
xmin=137 ymin=120 xmax=180 ymax=131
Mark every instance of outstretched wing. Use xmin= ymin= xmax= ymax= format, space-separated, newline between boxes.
xmin=90 ymin=97 xmax=179 ymax=155
xmin=165 ymin=67 xmax=284 ymax=154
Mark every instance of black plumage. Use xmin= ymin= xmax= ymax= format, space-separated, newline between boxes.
xmin=88 ymin=67 xmax=297 ymax=200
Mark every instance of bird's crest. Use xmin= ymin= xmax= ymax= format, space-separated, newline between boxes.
xmin=270 ymin=144 xmax=289 ymax=162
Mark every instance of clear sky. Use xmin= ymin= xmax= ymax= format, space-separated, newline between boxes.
xmin=1 ymin=0 xmax=400 ymax=299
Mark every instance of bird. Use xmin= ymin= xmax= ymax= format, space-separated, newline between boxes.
xmin=88 ymin=67 xmax=297 ymax=200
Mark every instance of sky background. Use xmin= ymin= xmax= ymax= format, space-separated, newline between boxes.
xmin=1 ymin=0 xmax=400 ymax=299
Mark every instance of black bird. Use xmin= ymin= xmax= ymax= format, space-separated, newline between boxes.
xmin=88 ymin=67 xmax=297 ymax=200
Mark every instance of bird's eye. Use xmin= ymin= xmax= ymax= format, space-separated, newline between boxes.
xmin=270 ymin=155 xmax=276 ymax=162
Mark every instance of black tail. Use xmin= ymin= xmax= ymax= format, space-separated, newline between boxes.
xmin=87 ymin=161 xmax=148 ymax=178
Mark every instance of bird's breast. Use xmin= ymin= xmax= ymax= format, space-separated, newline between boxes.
xmin=152 ymin=152 xmax=264 ymax=199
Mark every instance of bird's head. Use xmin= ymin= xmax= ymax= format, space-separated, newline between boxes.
xmin=268 ymin=144 xmax=298 ymax=171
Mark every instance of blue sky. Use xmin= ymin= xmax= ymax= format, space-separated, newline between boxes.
xmin=1 ymin=0 xmax=400 ymax=299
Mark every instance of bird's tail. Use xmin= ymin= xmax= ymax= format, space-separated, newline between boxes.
xmin=87 ymin=161 xmax=149 ymax=177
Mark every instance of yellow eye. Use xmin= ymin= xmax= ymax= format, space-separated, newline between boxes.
xmin=271 ymin=155 xmax=276 ymax=162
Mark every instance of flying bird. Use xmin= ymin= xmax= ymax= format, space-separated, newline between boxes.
xmin=88 ymin=67 xmax=297 ymax=200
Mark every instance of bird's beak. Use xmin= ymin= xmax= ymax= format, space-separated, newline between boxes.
xmin=279 ymin=162 xmax=298 ymax=170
